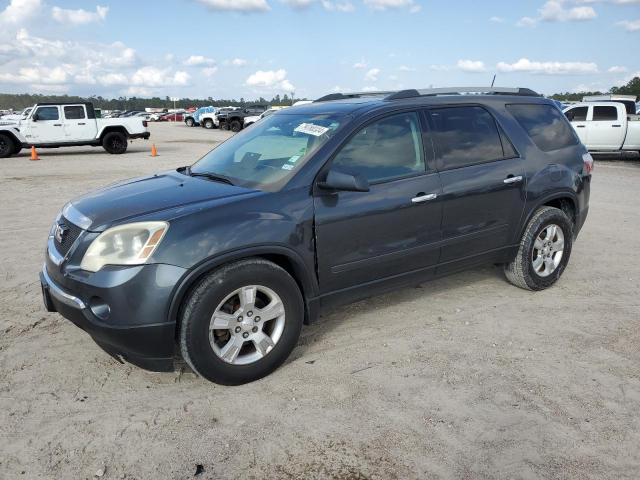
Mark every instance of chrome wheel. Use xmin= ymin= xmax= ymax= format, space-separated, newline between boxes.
xmin=209 ymin=285 xmax=285 ymax=365
xmin=532 ymin=224 xmax=564 ymax=277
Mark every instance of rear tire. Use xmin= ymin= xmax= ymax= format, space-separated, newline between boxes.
xmin=185 ymin=118 xmax=195 ymax=127
xmin=230 ymin=120 xmax=242 ymax=133
xmin=504 ymin=206 xmax=573 ymax=291
xmin=0 ymin=133 xmax=15 ymax=158
xmin=102 ymin=131 xmax=128 ymax=154
xmin=203 ymin=119 xmax=214 ymax=129
xmin=179 ymin=259 xmax=304 ymax=385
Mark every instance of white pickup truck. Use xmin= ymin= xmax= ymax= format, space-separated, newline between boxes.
xmin=563 ymin=97 xmax=640 ymax=154
xmin=0 ymin=102 xmax=150 ymax=158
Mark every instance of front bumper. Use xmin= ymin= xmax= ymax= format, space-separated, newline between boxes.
xmin=40 ymin=260 xmax=186 ymax=372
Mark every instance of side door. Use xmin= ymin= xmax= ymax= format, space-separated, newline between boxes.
xmin=314 ymin=111 xmax=443 ymax=293
xmin=62 ymin=105 xmax=97 ymax=141
xmin=24 ymin=106 xmax=65 ymax=143
xmin=564 ymin=106 xmax=589 ymax=146
xmin=587 ymin=105 xmax=626 ymax=150
xmin=428 ymin=105 xmax=526 ymax=270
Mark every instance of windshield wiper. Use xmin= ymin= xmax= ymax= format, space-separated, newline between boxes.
xmin=185 ymin=166 xmax=235 ymax=186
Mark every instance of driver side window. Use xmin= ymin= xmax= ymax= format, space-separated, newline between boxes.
xmin=34 ymin=106 xmax=59 ymax=121
xmin=332 ymin=112 xmax=425 ymax=183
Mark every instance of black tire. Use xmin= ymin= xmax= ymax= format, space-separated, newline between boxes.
xmin=504 ymin=206 xmax=573 ymax=291
xmin=179 ymin=258 xmax=304 ymax=385
xmin=0 ymin=133 xmax=15 ymax=158
xmin=102 ymin=131 xmax=128 ymax=154
xmin=185 ymin=118 xmax=195 ymax=127
xmin=229 ymin=120 xmax=242 ymax=133
xmin=219 ymin=122 xmax=229 ymax=131
xmin=13 ymin=146 xmax=22 ymax=156
xmin=203 ymin=119 xmax=214 ymax=129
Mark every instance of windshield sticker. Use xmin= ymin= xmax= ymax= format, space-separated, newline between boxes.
xmin=294 ymin=123 xmax=330 ymax=137
xmin=288 ymin=154 xmax=302 ymax=164
xmin=281 ymin=164 xmax=294 ymax=170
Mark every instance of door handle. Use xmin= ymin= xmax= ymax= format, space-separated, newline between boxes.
xmin=503 ymin=175 xmax=523 ymax=184
xmin=78 ymin=122 xmax=86 ymax=125
xmin=612 ymin=125 xmax=621 ymax=128
xmin=411 ymin=193 xmax=437 ymax=203
xmin=575 ymin=125 xmax=585 ymax=128
xmin=53 ymin=124 xmax=62 ymax=126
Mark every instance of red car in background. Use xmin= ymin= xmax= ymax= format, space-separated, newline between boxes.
xmin=157 ymin=112 xmax=184 ymax=122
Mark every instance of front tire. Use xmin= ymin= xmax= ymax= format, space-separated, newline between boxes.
xmin=179 ymin=259 xmax=304 ymax=385
xmin=504 ymin=206 xmax=573 ymax=291
xmin=185 ymin=118 xmax=195 ymax=127
xmin=203 ymin=119 xmax=214 ymax=129
xmin=102 ymin=131 xmax=128 ymax=154
xmin=229 ymin=120 xmax=242 ymax=133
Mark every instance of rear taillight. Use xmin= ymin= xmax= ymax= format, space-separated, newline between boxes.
xmin=142 ymin=120 xmax=148 ymax=127
xmin=582 ymin=152 xmax=594 ymax=175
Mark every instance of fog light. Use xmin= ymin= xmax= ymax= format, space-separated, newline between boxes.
xmin=89 ymin=297 xmax=110 ymax=321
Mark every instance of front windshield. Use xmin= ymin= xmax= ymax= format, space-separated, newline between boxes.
xmin=191 ymin=112 xmax=344 ymax=191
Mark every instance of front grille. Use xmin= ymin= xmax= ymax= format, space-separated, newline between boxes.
xmin=54 ymin=217 xmax=83 ymax=256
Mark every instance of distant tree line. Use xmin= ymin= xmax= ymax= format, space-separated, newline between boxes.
xmin=0 ymin=93 xmax=303 ymax=111
xmin=550 ymin=76 xmax=640 ymax=101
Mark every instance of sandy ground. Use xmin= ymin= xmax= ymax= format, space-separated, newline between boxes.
xmin=0 ymin=122 xmax=639 ymax=479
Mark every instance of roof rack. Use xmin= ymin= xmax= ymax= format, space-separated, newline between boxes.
xmin=386 ymin=87 xmax=541 ymax=100
xmin=314 ymin=87 xmax=541 ymax=103
xmin=314 ymin=91 xmax=396 ymax=102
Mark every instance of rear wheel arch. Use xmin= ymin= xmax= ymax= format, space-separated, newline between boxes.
xmin=98 ymin=126 xmax=129 ymax=142
xmin=168 ymin=247 xmax=318 ymax=335
xmin=518 ymin=192 xmax=578 ymax=241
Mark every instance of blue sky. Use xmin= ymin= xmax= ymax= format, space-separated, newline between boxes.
xmin=0 ymin=0 xmax=638 ymax=100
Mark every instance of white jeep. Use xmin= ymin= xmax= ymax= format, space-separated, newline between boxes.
xmin=0 ymin=102 xmax=150 ymax=158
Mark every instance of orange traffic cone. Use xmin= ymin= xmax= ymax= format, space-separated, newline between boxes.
xmin=150 ymin=144 xmax=158 ymax=157
xmin=30 ymin=145 xmax=40 ymax=161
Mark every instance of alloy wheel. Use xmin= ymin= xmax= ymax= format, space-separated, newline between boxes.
xmin=532 ymin=223 xmax=564 ymax=277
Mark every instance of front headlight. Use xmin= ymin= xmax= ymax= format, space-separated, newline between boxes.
xmin=80 ymin=221 xmax=168 ymax=272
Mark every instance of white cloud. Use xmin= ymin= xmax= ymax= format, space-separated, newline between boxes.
xmin=281 ymin=0 xmax=315 ymax=7
xmin=229 ymin=58 xmax=247 ymax=66
xmin=361 ymin=86 xmax=379 ymax=92
xmin=202 ymin=66 xmax=218 ymax=77
xmin=457 ymin=59 xmax=486 ymax=73
xmin=321 ymin=1 xmax=355 ymax=11
xmin=497 ymin=58 xmax=599 ymax=75
xmin=518 ymin=0 xmax=596 ymax=26
xmin=608 ymin=65 xmax=627 ymax=73
xmin=51 ymin=5 xmax=108 ymax=25
xmin=617 ymin=19 xmax=640 ymax=31
xmin=0 ymin=65 xmax=67 ymax=84
xmin=363 ymin=0 xmax=421 ymax=12
xmin=245 ymin=69 xmax=295 ymax=92
xmin=0 ymin=0 xmax=41 ymax=25
xmin=364 ymin=67 xmax=380 ymax=81
xmin=429 ymin=64 xmax=451 ymax=71
xmin=489 ymin=16 xmax=505 ymax=23
xmin=353 ymin=60 xmax=367 ymax=69
xmin=517 ymin=16 xmax=537 ymax=27
xmin=399 ymin=65 xmax=416 ymax=71
xmin=184 ymin=55 xmax=215 ymax=66
xmin=130 ymin=67 xmax=190 ymax=87
xmin=195 ymin=0 xmax=270 ymax=12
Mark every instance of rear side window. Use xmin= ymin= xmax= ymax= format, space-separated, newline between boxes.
xmin=507 ymin=104 xmax=578 ymax=152
xmin=429 ymin=106 xmax=505 ymax=170
xmin=332 ymin=112 xmax=425 ymax=183
xmin=34 ymin=106 xmax=59 ymax=121
xmin=564 ymin=107 xmax=588 ymax=122
xmin=592 ymin=106 xmax=618 ymax=122
xmin=64 ymin=105 xmax=86 ymax=120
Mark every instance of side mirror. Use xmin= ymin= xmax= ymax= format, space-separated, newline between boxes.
xmin=318 ymin=169 xmax=369 ymax=192
xmin=31 ymin=113 xmax=38 ymax=122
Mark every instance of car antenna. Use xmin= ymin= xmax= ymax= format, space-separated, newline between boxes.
xmin=491 ymin=74 xmax=496 ymax=87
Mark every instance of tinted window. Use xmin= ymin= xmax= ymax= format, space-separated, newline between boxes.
xmin=332 ymin=112 xmax=425 ymax=183
xmin=430 ymin=106 xmax=504 ymax=170
xmin=64 ymin=105 xmax=86 ymax=120
xmin=35 ymin=107 xmax=59 ymax=121
xmin=593 ymin=106 xmax=618 ymax=122
xmin=498 ymin=123 xmax=518 ymax=158
xmin=507 ymin=104 xmax=578 ymax=152
xmin=564 ymin=107 xmax=588 ymax=122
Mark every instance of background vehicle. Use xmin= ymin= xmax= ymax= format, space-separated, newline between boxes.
xmin=184 ymin=106 xmax=216 ymax=127
xmin=0 ymin=107 xmax=32 ymax=123
xmin=564 ymin=101 xmax=640 ymax=153
xmin=0 ymin=102 xmax=150 ymax=157
xmin=199 ymin=107 xmax=240 ymax=129
xmin=40 ymin=87 xmax=591 ymax=385
xmin=243 ymin=106 xmax=285 ymax=127
xmin=157 ymin=112 xmax=185 ymax=122
xmin=582 ymin=94 xmax=637 ymax=115
xmin=217 ymin=105 xmax=267 ymax=132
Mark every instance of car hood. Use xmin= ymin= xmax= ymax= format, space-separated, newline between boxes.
xmin=64 ymin=170 xmax=253 ymax=231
